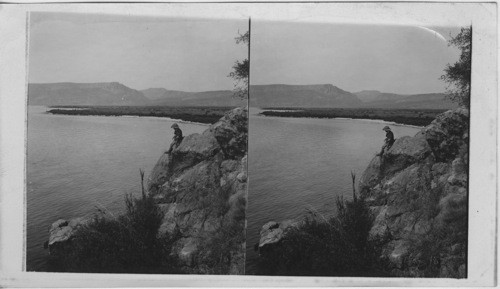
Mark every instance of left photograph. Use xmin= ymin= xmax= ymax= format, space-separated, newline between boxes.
xmin=26 ymin=12 xmax=249 ymax=274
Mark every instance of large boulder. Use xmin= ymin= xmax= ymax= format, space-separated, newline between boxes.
xmin=382 ymin=134 xmax=432 ymax=174
xmin=358 ymin=133 xmax=432 ymax=196
xmin=422 ymin=107 xmax=469 ymax=162
xmin=148 ymin=133 xmax=220 ymax=192
xmin=47 ymin=216 xmax=92 ymax=254
xmin=207 ymin=107 xmax=248 ymax=159
xmin=257 ymin=220 xmax=301 ymax=254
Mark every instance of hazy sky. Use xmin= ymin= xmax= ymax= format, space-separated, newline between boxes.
xmin=30 ymin=13 xmax=462 ymax=95
xmin=251 ymin=22 xmax=462 ymax=94
xmin=29 ymin=13 xmax=248 ymax=91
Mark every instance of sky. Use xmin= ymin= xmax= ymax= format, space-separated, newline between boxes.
xmin=29 ymin=13 xmax=463 ymax=95
xmin=29 ymin=13 xmax=249 ymax=92
xmin=251 ymin=21 xmax=462 ymax=94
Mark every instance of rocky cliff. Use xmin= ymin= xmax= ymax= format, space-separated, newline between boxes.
xmin=358 ymin=107 xmax=469 ymax=277
xmin=146 ymin=107 xmax=248 ymax=274
xmin=48 ymin=107 xmax=248 ymax=274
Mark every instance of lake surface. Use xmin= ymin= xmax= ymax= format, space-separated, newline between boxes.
xmin=26 ymin=106 xmax=207 ymax=271
xmin=245 ymin=110 xmax=421 ymax=274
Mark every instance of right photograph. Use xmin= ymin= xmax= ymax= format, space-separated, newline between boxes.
xmin=247 ymin=21 xmax=470 ymax=277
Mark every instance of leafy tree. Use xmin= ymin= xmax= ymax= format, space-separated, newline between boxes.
xmin=440 ymin=26 xmax=472 ymax=107
xmin=228 ymin=31 xmax=249 ymax=99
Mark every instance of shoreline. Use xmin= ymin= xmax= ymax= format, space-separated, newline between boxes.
xmin=260 ymin=114 xmax=425 ymax=129
xmin=45 ymin=105 xmax=237 ymax=125
xmin=257 ymin=108 xmax=447 ymax=127
xmin=44 ymin=110 xmax=211 ymax=126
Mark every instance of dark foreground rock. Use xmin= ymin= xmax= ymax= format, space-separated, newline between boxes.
xmin=257 ymin=220 xmax=301 ymax=255
xmin=359 ymin=107 xmax=468 ymax=278
xmin=47 ymin=217 xmax=92 ymax=254
xmin=48 ymin=107 xmax=248 ymax=275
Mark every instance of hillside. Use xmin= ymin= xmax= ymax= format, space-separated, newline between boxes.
xmin=354 ymin=90 xmax=457 ymax=109
xmin=28 ymin=83 xmax=244 ymax=107
xmin=249 ymin=85 xmax=455 ymax=109
xmin=140 ymin=89 xmax=246 ymax=107
xmin=28 ymin=82 xmax=456 ymax=110
xmin=28 ymin=82 xmax=149 ymax=106
xmin=140 ymin=88 xmax=193 ymax=100
xmin=249 ymin=84 xmax=362 ymax=108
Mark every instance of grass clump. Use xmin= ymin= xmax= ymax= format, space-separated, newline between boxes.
xmin=48 ymin=170 xmax=181 ymax=273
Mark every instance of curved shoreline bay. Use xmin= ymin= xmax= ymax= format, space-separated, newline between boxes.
xmin=259 ymin=107 xmax=447 ymax=127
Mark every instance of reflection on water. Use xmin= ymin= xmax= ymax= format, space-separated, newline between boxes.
xmin=245 ymin=112 xmax=420 ymax=274
xmin=26 ymin=106 xmax=206 ymax=271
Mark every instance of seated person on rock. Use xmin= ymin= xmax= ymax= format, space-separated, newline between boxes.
xmin=165 ymin=123 xmax=184 ymax=154
xmin=377 ymin=126 xmax=395 ymax=157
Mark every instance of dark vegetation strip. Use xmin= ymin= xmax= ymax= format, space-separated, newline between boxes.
xmin=260 ymin=108 xmax=448 ymax=127
xmin=48 ymin=106 xmax=236 ymax=124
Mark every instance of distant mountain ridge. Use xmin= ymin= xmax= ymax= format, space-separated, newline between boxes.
xmin=354 ymin=90 xmax=457 ymax=109
xmin=140 ymin=89 xmax=244 ymax=107
xmin=28 ymin=82 xmax=149 ymax=106
xmin=28 ymin=82 xmax=244 ymax=107
xmin=249 ymin=84 xmax=362 ymax=108
xmin=140 ymin=88 xmax=194 ymax=101
xmin=28 ymin=82 xmax=456 ymax=109
xmin=249 ymin=84 xmax=455 ymax=109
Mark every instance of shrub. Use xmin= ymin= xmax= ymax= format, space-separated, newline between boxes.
xmin=48 ymin=173 xmax=181 ymax=273
xmin=256 ymin=194 xmax=381 ymax=276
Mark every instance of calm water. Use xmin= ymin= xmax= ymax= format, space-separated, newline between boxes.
xmin=245 ymin=111 xmax=420 ymax=274
xmin=26 ymin=106 xmax=207 ymax=271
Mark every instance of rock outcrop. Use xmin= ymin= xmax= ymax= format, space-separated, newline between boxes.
xmin=147 ymin=107 xmax=248 ymax=274
xmin=359 ymin=107 xmax=469 ymax=278
xmin=46 ymin=217 xmax=92 ymax=254
xmin=256 ymin=220 xmax=300 ymax=255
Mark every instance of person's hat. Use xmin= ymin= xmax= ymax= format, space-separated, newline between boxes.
xmin=383 ymin=126 xmax=391 ymax=131
xmin=171 ymin=123 xmax=179 ymax=129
